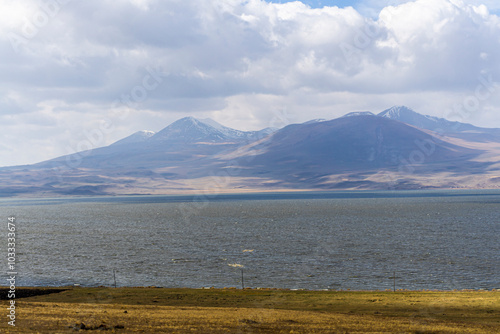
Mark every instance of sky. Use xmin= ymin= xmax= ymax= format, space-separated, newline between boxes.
xmin=0 ymin=0 xmax=500 ymax=167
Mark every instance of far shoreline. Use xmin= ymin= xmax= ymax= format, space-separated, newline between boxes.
xmin=2 ymin=187 xmax=500 ymax=202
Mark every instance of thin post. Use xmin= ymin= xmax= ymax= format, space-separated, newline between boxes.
xmin=113 ymin=269 xmax=117 ymax=288
xmin=393 ymin=271 xmax=396 ymax=292
xmin=241 ymin=269 xmax=244 ymax=289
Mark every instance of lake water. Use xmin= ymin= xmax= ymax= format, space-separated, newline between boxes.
xmin=0 ymin=190 xmax=499 ymax=290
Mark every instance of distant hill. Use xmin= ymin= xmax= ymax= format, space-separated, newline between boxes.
xmin=30 ymin=117 xmax=276 ymax=171
xmin=0 ymin=107 xmax=499 ymax=196
xmin=224 ymin=114 xmax=483 ymax=189
xmin=243 ymin=115 xmax=477 ymax=171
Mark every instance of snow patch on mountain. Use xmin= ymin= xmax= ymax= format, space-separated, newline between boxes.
xmin=111 ymin=130 xmax=156 ymax=146
xmin=303 ymin=119 xmax=327 ymax=124
xmin=341 ymin=111 xmax=375 ymax=118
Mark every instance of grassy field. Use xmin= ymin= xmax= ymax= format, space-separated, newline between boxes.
xmin=0 ymin=287 xmax=498 ymax=333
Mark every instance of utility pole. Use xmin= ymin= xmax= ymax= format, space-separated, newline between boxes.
xmin=241 ymin=269 xmax=245 ymax=289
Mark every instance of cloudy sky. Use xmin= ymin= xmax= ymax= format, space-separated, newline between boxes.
xmin=1 ymin=0 xmax=499 ymax=166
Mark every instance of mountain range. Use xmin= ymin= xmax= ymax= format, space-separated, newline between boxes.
xmin=1 ymin=106 xmax=500 ymax=196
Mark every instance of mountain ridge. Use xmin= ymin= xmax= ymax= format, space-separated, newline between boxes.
xmin=111 ymin=130 xmax=156 ymax=146
xmin=1 ymin=106 xmax=499 ymax=196
xmin=377 ymin=106 xmax=500 ymax=141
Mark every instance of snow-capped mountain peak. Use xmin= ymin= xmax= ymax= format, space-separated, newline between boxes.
xmin=149 ymin=117 xmax=278 ymax=144
xmin=150 ymin=117 xmax=228 ymax=143
xmin=376 ymin=105 xmax=484 ymax=134
xmin=377 ymin=105 xmax=445 ymax=126
xmin=378 ymin=106 xmax=416 ymax=119
xmin=198 ymin=118 xmax=249 ymax=139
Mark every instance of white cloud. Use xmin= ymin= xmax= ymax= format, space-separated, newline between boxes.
xmin=0 ymin=0 xmax=499 ymax=166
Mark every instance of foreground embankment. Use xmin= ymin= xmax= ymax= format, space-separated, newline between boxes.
xmin=0 ymin=287 xmax=498 ymax=333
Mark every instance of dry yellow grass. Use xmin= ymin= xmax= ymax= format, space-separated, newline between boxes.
xmin=0 ymin=287 xmax=499 ymax=333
